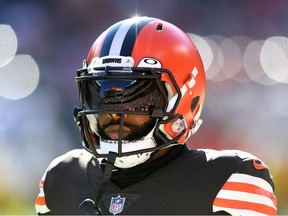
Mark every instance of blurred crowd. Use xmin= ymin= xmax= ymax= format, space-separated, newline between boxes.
xmin=0 ymin=0 xmax=287 ymax=214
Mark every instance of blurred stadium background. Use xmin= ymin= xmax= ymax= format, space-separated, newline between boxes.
xmin=0 ymin=0 xmax=287 ymax=214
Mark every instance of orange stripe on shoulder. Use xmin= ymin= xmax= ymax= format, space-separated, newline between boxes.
xmin=214 ymin=197 xmax=277 ymax=215
xmin=35 ymin=196 xmax=46 ymax=206
xmin=222 ymin=181 xmax=277 ymax=207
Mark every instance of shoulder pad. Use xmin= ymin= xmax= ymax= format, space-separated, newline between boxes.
xmin=49 ymin=149 xmax=93 ymax=170
xmin=198 ymin=149 xmax=259 ymax=162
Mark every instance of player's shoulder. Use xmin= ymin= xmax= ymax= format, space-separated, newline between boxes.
xmin=43 ymin=149 xmax=97 ymax=191
xmin=184 ymin=148 xmax=255 ymax=168
xmin=194 ymin=148 xmax=274 ymax=185
xmin=37 ymin=149 xmax=98 ymax=214
xmin=196 ymin=149 xmax=268 ymax=168
xmin=47 ymin=149 xmax=94 ymax=172
xmin=197 ymin=148 xmax=259 ymax=162
xmin=200 ymin=149 xmax=278 ymax=215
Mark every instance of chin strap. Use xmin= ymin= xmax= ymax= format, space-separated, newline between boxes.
xmin=78 ymin=152 xmax=117 ymax=215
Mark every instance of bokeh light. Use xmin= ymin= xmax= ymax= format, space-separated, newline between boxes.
xmin=189 ymin=34 xmax=288 ymax=86
xmin=205 ymin=35 xmax=227 ymax=81
xmin=243 ymin=40 xmax=277 ymax=85
xmin=0 ymin=25 xmax=17 ymax=67
xmin=188 ymin=33 xmax=213 ymax=72
xmin=260 ymin=36 xmax=288 ymax=83
xmin=0 ymin=24 xmax=39 ymax=100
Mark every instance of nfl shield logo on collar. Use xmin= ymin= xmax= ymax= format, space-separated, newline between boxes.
xmin=109 ymin=195 xmax=126 ymax=215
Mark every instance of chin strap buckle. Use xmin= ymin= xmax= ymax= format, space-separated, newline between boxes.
xmin=190 ymin=119 xmax=203 ymax=135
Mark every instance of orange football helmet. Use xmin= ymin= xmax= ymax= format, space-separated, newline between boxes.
xmin=74 ymin=16 xmax=206 ymax=168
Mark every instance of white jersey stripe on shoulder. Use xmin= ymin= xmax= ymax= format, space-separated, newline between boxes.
xmin=227 ymin=173 xmax=273 ymax=193
xmin=216 ymin=190 xmax=276 ymax=210
xmin=213 ymin=206 xmax=268 ymax=216
xmin=35 ymin=204 xmax=50 ymax=214
xmin=38 ymin=187 xmax=45 ymax=196
xmin=109 ymin=21 xmax=134 ymax=55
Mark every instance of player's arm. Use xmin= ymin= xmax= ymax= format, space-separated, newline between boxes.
xmin=212 ymin=157 xmax=277 ymax=215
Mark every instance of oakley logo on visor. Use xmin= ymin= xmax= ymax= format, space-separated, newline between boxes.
xmin=137 ymin=57 xmax=162 ymax=68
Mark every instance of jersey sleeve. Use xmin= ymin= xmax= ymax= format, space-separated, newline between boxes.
xmin=35 ymin=171 xmax=51 ymax=214
xmin=212 ymin=151 xmax=277 ymax=215
xmin=34 ymin=149 xmax=94 ymax=215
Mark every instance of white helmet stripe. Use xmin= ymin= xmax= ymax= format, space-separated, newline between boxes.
xmin=109 ymin=21 xmax=135 ymax=55
xmin=100 ymin=17 xmax=154 ymax=57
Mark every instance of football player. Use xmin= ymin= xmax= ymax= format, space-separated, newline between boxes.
xmin=35 ymin=16 xmax=277 ymax=215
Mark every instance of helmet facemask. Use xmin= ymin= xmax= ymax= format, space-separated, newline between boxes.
xmin=74 ymin=65 xmax=183 ymax=168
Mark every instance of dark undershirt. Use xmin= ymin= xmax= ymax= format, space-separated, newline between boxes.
xmin=100 ymin=145 xmax=186 ymax=189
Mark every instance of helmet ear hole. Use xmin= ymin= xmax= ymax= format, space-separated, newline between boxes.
xmin=191 ymin=96 xmax=200 ymax=113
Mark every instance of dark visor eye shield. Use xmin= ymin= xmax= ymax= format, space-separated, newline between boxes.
xmin=75 ymin=66 xmax=176 ymax=116
xmin=84 ymin=79 xmax=161 ymax=113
